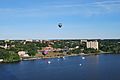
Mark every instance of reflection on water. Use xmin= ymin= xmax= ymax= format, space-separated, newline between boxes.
xmin=0 ymin=54 xmax=120 ymax=80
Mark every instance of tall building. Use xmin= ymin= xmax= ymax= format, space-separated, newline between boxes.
xmin=87 ymin=40 xmax=99 ymax=50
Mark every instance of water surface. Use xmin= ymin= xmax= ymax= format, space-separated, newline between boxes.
xmin=0 ymin=54 xmax=120 ymax=80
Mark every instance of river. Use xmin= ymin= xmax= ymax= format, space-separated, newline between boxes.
xmin=0 ymin=54 xmax=120 ymax=80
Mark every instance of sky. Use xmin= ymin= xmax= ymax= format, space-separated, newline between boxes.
xmin=0 ymin=0 xmax=120 ymax=40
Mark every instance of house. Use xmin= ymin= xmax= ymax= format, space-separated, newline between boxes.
xmin=42 ymin=46 xmax=54 ymax=51
xmin=18 ymin=51 xmax=29 ymax=57
xmin=0 ymin=59 xmax=3 ymax=62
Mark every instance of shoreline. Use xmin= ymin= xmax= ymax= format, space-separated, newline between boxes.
xmin=1 ymin=52 xmax=120 ymax=63
xmin=18 ymin=52 xmax=120 ymax=61
xmin=21 ymin=53 xmax=96 ymax=61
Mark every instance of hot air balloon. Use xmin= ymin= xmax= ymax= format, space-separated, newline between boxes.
xmin=58 ymin=23 xmax=62 ymax=28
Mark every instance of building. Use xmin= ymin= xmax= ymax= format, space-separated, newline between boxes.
xmin=86 ymin=40 xmax=99 ymax=50
xmin=26 ymin=39 xmax=33 ymax=42
xmin=4 ymin=44 xmax=8 ymax=49
xmin=42 ymin=46 xmax=54 ymax=51
xmin=0 ymin=59 xmax=3 ymax=62
xmin=81 ymin=40 xmax=87 ymax=43
xmin=0 ymin=43 xmax=9 ymax=49
xmin=18 ymin=51 xmax=29 ymax=57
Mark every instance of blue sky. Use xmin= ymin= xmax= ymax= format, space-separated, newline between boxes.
xmin=0 ymin=0 xmax=120 ymax=39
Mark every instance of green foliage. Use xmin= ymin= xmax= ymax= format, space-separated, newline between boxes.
xmin=52 ymin=40 xmax=82 ymax=49
xmin=20 ymin=42 xmax=38 ymax=56
xmin=52 ymin=41 xmax=65 ymax=48
xmin=3 ymin=51 xmax=20 ymax=62
xmin=69 ymin=49 xmax=82 ymax=54
xmin=0 ymin=48 xmax=20 ymax=62
xmin=99 ymin=40 xmax=120 ymax=53
xmin=8 ymin=42 xmax=39 ymax=56
xmin=0 ymin=39 xmax=120 ymax=63
xmin=83 ymin=48 xmax=99 ymax=54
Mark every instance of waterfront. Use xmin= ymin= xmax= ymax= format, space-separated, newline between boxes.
xmin=0 ymin=54 xmax=120 ymax=80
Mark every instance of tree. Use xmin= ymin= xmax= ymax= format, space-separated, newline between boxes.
xmin=83 ymin=48 xmax=99 ymax=54
xmin=0 ymin=48 xmax=20 ymax=62
xmin=24 ymin=43 xmax=38 ymax=56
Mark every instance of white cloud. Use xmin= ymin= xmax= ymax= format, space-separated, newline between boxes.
xmin=0 ymin=0 xmax=120 ymax=17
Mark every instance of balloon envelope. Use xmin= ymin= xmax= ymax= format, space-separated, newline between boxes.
xmin=58 ymin=23 xmax=62 ymax=28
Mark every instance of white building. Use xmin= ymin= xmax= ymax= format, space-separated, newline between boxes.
xmin=0 ymin=59 xmax=3 ymax=62
xmin=4 ymin=44 xmax=8 ymax=49
xmin=81 ymin=40 xmax=87 ymax=43
xmin=75 ymin=46 xmax=79 ymax=49
xmin=87 ymin=41 xmax=99 ymax=50
xmin=26 ymin=39 xmax=33 ymax=42
xmin=18 ymin=51 xmax=29 ymax=57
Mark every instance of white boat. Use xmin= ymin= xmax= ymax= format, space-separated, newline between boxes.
xmin=82 ymin=57 xmax=85 ymax=60
xmin=47 ymin=61 xmax=51 ymax=64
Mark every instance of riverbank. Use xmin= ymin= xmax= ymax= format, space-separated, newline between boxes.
xmin=1 ymin=52 xmax=117 ymax=63
xmin=21 ymin=52 xmax=120 ymax=61
xmin=0 ymin=52 xmax=94 ymax=62
xmin=21 ymin=52 xmax=119 ymax=61
xmin=21 ymin=52 xmax=95 ymax=61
